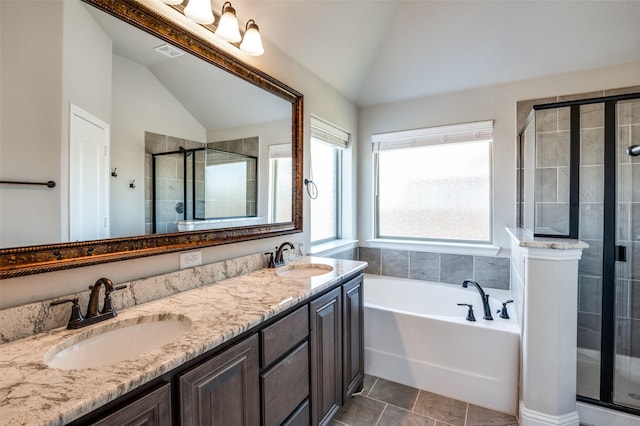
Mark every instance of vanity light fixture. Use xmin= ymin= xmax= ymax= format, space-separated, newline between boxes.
xmin=160 ymin=0 xmax=264 ymax=56
xmin=215 ymin=2 xmax=241 ymax=42
xmin=184 ymin=0 xmax=215 ymax=25
xmin=239 ymin=19 xmax=264 ymax=56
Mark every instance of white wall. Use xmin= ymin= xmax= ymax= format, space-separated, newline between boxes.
xmin=0 ymin=6 xmax=357 ymax=309
xmin=358 ymin=61 xmax=640 ymax=253
xmin=61 ymin=0 xmax=113 ymax=241
xmin=1 ymin=1 xmax=64 ymax=247
xmin=110 ymin=54 xmax=206 ymax=238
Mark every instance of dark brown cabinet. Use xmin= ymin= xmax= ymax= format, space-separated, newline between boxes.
xmin=342 ymin=275 xmax=364 ymax=401
xmin=179 ymin=334 xmax=260 ymax=426
xmin=75 ymin=272 xmax=364 ymax=426
xmin=90 ymin=383 xmax=172 ymax=426
xmin=260 ymin=305 xmax=310 ymax=426
xmin=309 ymin=287 xmax=343 ymax=426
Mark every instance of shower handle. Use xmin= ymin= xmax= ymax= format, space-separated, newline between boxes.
xmin=626 ymin=145 xmax=640 ymax=157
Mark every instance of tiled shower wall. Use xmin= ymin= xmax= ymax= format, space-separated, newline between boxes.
xmin=145 ymin=131 xmax=204 ymax=234
xmin=519 ymin=86 xmax=640 ymax=359
xmin=534 ymin=107 xmax=571 ymax=235
xmin=576 ymin=102 xmax=606 ymax=355
xmin=613 ymin=99 xmax=640 ymax=358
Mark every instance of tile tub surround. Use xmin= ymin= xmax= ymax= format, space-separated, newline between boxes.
xmin=359 ymin=247 xmax=510 ymax=290
xmin=0 ymin=257 xmax=367 ymax=426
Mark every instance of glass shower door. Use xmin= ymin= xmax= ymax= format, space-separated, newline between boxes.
xmin=614 ymin=98 xmax=640 ymax=409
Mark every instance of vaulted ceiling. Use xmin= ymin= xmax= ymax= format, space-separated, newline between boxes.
xmin=236 ymin=0 xmax=640 ymax=107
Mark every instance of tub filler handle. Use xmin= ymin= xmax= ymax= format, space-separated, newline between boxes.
xmin=457 ymin=303 xmax=476 ymax=322
xmin=497 ymin=300 xmax=514 ymax=319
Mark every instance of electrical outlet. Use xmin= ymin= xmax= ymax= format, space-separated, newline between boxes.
xmin=180 ymin=251 xmax=202 ymax=269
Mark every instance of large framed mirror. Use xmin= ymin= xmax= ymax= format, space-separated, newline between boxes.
xmin=0 ymin=0 xmax=303 ymax=278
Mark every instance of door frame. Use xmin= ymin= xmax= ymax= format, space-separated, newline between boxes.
xmin=69 ymin=103 xmax=110 ymax=241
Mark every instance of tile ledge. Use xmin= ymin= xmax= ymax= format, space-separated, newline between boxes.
xmin=308 ymin=239 xmax=359 ymax=256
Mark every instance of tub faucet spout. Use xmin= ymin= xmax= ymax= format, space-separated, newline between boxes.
xmin=462 ymin=279 xmax=493 ymax=320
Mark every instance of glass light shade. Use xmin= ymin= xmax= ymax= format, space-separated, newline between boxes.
xmin=184 ymin=0 xmax=214 ymax=25
xmin=215 ymin=3 xmax=241 ymax=43
xmin=240 ymin=20 xmax=264 ymax=56
xmin=160 ymin=0 xmax=183 ymax=5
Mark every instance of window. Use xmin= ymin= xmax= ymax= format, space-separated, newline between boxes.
xmin=373 ymin=120 xmax=493 ymax=243
xmin=268 ymin=144 xmax=292 ymax=223
xmin=310 ymin=116 xmax=349 ymax=244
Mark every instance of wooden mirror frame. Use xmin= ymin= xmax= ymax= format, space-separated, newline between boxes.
xmin=0 ymin=0 xmax=303 ymax=279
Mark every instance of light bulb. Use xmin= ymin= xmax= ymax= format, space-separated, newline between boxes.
xmin=240 ymin=20 xmax=264 ymax=56
xmin=184 ymin=0 xmax=214 ymax=25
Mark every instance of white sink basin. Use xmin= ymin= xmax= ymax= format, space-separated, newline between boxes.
xmin=276 ymin=263 xmax=334 ymax=279
xmin=44 ymin=314 xmax=191 ymax=370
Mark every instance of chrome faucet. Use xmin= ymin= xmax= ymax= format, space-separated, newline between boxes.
xmin=274 ymin=242 xmax=295 ymax=267
xmin=462 ymin=279 xmax=493 ymax=320
xmin=50 ymin=278 xmax=126 ymax=329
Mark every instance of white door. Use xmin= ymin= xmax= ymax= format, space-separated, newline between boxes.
xmin=69 ymin=104 xmax=110 ymax=241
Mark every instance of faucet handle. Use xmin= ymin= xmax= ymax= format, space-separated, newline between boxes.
xmin=101 ymin=284 xmax=127 ymax=315
xmin=497 ymin=299 xmax=514 ymax=319
xmin=264 ymin=251 xmax=275 ymax=268
xmin=457 ymin=303 xmax=476 ymax=322
xmin=50 ymin=298 xmax=84 ymax=328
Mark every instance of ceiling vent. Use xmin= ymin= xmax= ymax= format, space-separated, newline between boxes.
xmin=154 ymin=44 xmax=184 ymax=58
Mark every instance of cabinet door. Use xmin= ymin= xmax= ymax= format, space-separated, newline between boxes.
xmin=309 ymin=287 xmax=342 ymax=426
xmin=179 ymin=334 xmax=259 ymax=426
xmin=90 ymin=383 xmax=172 ymax=426
xmin=343 ymin=274 xmax=364 ymax=401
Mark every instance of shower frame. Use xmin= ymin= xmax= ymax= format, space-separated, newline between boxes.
xmin=151 ymin=147 xmax=258 ymax=234
xmin=518 ymin=91 xmax=640 ymax=416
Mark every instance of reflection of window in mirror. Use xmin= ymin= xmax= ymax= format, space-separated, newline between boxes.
xmin=309 ymin=117 xmax=350 ymax=244
xmin=268 ymin=144 xmax=292 ymax=223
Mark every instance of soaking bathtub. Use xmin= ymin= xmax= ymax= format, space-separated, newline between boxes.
xmin=363 ymin=274 xmax=520 ymax=415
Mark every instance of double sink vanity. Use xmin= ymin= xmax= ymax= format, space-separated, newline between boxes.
xmin=0 ymin=257 xmax=367 ymax=425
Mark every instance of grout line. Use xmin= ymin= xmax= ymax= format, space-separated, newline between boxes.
xmin=411 ymin=389 xmax=420 ymax=412
xmin=367 ymin=376 xmax=379 ymax=396
xmin=373 ymin=403 xmax=387 ymax=426
xmin=464 ymin=402 xmax=469 ymax=426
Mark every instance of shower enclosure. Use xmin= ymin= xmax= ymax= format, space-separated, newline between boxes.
xmin=152 ymin=147 xmax=257 ymax=233
xmin=518 ymin=91 xmax=640 ymax=414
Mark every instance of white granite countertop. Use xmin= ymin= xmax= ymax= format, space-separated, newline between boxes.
xmin=0 ymin=257 xmax=367 ymax=426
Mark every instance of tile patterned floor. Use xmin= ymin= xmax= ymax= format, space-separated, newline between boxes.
xmin=332 ymin=375 xmax=518 ymax=426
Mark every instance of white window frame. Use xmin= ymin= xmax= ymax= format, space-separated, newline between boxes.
xmin=309 ymin=116 xmax=350 ymax=246
xmin=372 ymin=120 xmax=495 ymax=247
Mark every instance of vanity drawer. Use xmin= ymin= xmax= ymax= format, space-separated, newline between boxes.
xmin=261 ymin=305 xmax=308 ymax=367
xmin=283 ymin=399 xmax=310 ymax=426
xmin=261 ymin=341 xmax=309 ymax=426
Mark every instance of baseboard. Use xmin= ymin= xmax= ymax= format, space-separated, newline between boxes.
xmin=520 ymin=402 xmax=580 ymax=426
xmin=576 ymin=402 xmax=640 ymax=426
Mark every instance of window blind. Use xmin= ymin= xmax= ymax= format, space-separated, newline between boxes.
xmin=372 ymin=120 xmax=493 ymax=152
xmin=269 ymin=143 xmax=291 ymax=159
xmin=311 ymin=115 xmax=350 ymax=149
